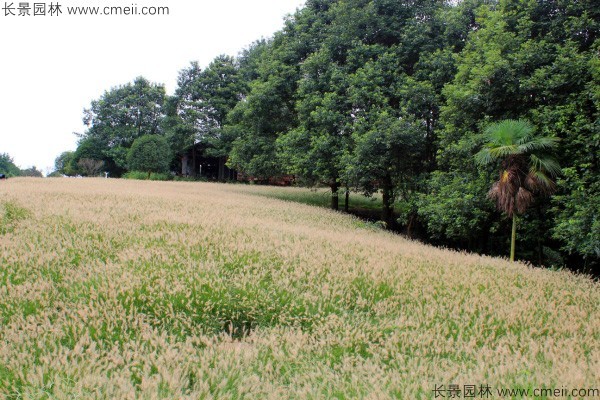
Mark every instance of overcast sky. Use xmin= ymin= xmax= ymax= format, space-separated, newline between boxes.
xmin=0 ymin=0 xmax=305 ymax=174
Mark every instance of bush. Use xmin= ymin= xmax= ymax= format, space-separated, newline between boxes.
xmin=123 ymin=171 xmax=172 ymax=181
xmin=127 ymin=135 xmax=171 ymax=176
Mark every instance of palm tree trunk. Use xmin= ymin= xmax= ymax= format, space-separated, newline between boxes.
xmin=510 ymin=214 xmax=517 ymax=262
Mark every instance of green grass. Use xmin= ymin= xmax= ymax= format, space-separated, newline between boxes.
xmin=0 ymin=200 xmax=30 ymax=234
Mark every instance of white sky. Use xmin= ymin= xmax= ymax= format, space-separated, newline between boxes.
xmin=0 ymin=0 xmax=305 ymax=174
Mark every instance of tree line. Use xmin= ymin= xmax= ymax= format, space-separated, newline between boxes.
xmin=0 ymin=154 xmax=43 ymax=177
xmin=50 ymin=0 xmax=598 ymax=272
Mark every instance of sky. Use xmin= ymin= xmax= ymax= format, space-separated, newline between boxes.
xmin=0 ymin=0 xmax=305 ymax=174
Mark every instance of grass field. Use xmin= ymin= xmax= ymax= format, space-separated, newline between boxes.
xmin=0 ymin=178 xmax=598 ymax=399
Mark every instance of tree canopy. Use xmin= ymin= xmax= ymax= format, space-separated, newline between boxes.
xmin=127 ymin=134 xmax=172 ymax=175
xmin=0 ymin=153 xmax=21 ymax=177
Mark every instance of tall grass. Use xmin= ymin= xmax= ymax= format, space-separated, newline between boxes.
xmin=0 ymin=178 xmax=598 ymax=399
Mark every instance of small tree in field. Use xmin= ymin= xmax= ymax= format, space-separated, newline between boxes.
xmin=127 ymin=135 xmax=171 ymax=178
xmin=475 ymin=119 xmax=560 ymax=262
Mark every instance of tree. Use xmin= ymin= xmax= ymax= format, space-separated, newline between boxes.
xmin=437 ymin=0 xmax=598 ymax=268
xmin=475 ymin=119 xmax=560 ymax=262
xmin=277 ymin=48 xmax=352 ymax=210
xmin=228 ymin=0 xmax=333 ymax=181
xmin=169 ymin=56 xmax=247 ymax=179
xmin=346 ymin=111 xmax=425 ymax=228
xmin=418 ymin=170 xmax=495 ymax=249
xmin=0 ymin=153 xmax=21 ymax=177
xmin=20 ymin=166 xmax=43 ymax=177
xmin=80 ymin=76 xmax=167 ymax=176
xmin=551 ymin=166 xmax=599 ymax=272
xmin=127 ymin=135 xmax=171 ymax=177
xmin=77 ymin=158 xmax=104 ymax=177
xmin=54 ymin=151 xmax=76 ymax=176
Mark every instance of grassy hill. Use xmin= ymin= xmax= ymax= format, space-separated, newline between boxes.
xmin=0 ymin=178 xmax=598 ymax=399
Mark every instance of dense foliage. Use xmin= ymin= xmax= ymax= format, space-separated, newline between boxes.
xmin=62 ymin=0 xmax=598 ymax=272
xmin=0 ymin=153 xmax=21 ymax=177
xmin=127 ymin=135 xmax=172 ymax=176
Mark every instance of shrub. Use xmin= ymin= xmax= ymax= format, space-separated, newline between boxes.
xmin=127 ymin=135 xmax=171 ymax=177
xmin=123 ymin=171 xmax=172 ymax=181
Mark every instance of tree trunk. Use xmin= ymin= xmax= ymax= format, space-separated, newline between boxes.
xmin=407 ymin=213 xmax=416 ymax=239
xmin=382 ymin=175 xmax=394 ymax=228
xmin=218 ymin=157 xmax=225 ymax=181
xmin=344 ymin=187 xmax=349 ymax=213
xmin=537 ymin=204 xmax=544 ymax=267
xmin=510 ymin=214 xmax=517 ymax=262
xmin=191 ymin=148 xmax=197 ymax=178
xmin=330 ymin=182 xmax=339 ymax=211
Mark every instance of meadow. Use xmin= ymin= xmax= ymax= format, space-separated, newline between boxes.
xmin=0 ymin=178 xmax=598 ymax=399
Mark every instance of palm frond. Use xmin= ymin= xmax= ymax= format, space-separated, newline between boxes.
xmin=474 ymin=148 xmax=493 ymax=166
xmin=515 ymin=187 xmax=534 ymax=214
xmin=527 ymin=169 xmax=557 ymax=195
xmin=488 ymin=144 xmax=520 ymax=158
xmin=484 ymin=119 xmax=533 ymax=145
xmin=529 ymin=153 xmax=561 ymax=177
xmin=489 ymin=170 xmax=519 ymax=216
xmin=518 ymin=136 xmax=559 ymax=153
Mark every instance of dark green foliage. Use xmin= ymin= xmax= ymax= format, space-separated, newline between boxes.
xmin=123 ymin=171 xmax=172 ymax=181
xmin=54 ymin=151 xmax=76 ymax=176
xmin=0 ymin=153 xmax=21 ymax=177
xmin=228 ymin=1 xmax=334 ymax=180
xmin=127 ymin=135 xmax=171 ymax=175
xmin=434 ymin=0 xmax=598 ymax=269
xmin=82 ymin=76 xmax=166 ymax=147
xmin=171 ymin=56 xmax=247 ymax=159
xmin=77 ymin=76 xmax=167 ymax=176
xmin=347 ymin=111 xmax=425 ymax=227
xmin=551 ymin=167 xmax=600 ymax=267
xmin=418 ymin=171 xmax=495 ymax=245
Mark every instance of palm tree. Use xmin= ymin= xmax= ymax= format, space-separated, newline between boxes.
xmin=475 ymin=119 xmax=561 ymax=262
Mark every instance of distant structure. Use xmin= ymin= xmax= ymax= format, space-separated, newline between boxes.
xmin=0 ymin=174 xmax=6 ymax=179
xmin=179 ymin=143 xmax=236 ymax=181
xmin=178 ymin=142 xmax=294 ymax=185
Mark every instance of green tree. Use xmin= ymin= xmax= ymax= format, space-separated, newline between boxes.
xmin=161 ymin=94 xmax=196 ymax=172
xmin=0 ymin=153 xmax=21 ymax=177
xmin=127 ymin=135 xmax=171 ymax=177
xmin=475 ymin=119 xmax=560 ymax=261
xmin=54 ymin=151 xmax=76 ymax=176
xmin=175 ymin=57 xmax=246 ymax=156
xmin=551 ymin=166 xmax=599 ymax=272
xmin=80 ymin=76 xmax=167 ymax=176
xmin=277 ymin=48 xmax=352 ymax=210
xmin=228 ymin=0 xmax=333 ymax=180
xmin=346 ymin=111 xmax=425 ymax=228
xmin=418 ymin=170 xmax=496 ymax=250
